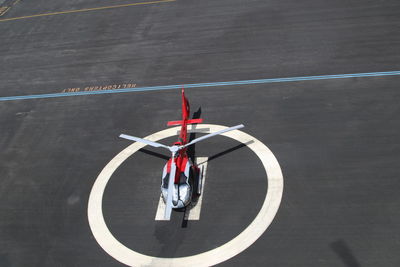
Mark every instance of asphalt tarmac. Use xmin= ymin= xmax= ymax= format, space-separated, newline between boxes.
xmin=1 ymin=0 xmax=400 ymax=266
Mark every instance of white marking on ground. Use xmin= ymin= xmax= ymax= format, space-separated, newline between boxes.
xmin=154 ymin=194 xmax=167 ymax=220
xmin=176 ymin=128 xmax=210 ymax=135
xmin=88 ymin=124 xmax=284 ymax=267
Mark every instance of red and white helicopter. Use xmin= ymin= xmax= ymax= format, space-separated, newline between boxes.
xmin=119 ymin=88 xmax=244 ymax=220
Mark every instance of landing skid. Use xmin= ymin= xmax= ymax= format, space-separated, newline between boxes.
xmin=197 ymin=165 xmax=204 ymax=195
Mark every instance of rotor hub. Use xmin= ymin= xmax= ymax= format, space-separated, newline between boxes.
xmin=169 ymin=145 xmax=179 ymax=153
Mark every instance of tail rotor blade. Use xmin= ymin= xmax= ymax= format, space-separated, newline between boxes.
xmin=164 ymin=156 xmax=176 ymax=220
xmin=119 ymin=134 xmax=170 ymax=149
xmin=180 ymin=124 xmax=244 ymax=149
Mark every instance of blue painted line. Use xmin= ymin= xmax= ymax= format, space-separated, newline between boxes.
xmin=1 ymin=71 xmax=400 ymax=102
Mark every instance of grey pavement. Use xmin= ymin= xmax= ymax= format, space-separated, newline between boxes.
xmin=0 ymin=0 xmax=400 ymax=266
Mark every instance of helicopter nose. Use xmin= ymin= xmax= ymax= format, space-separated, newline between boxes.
xmin=177 ymin=200 xmax=185 ymax=208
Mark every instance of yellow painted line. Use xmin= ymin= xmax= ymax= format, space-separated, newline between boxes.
xmin=0 ymin=0 xmax=175 ymax=22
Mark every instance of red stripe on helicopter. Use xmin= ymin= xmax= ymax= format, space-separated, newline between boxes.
xmin=175 ymin=156 xmax=188 ymax=183
xmin=166 ymin=157 xmax=189 ymax=183
xmin=167 ymin=159 xmax=172 ymax=173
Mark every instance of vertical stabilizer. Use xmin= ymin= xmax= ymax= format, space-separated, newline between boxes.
xmin=167 ymin=87 xmax=203 ymax=126
xmin=181 ymin=87 xmax=190 ymax=121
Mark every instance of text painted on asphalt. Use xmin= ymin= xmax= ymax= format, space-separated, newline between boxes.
xmin=61 ymin=83 xmax=137 ymax=93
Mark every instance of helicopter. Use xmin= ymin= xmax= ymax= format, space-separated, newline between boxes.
xmin=119 ymin=88 xmax=244 ymax=220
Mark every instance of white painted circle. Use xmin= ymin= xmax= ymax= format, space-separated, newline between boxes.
xmin=88 ymin=124 xmax=283 ymax=267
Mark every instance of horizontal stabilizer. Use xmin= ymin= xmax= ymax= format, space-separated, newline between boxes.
xmin=167 ymin=118 xmax=203 ymax=126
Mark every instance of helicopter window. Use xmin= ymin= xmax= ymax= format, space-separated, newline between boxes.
xmin=162 ymin=175 xmax=169 ymax=189
xmin=163 ymin=173 xmax=188 ymax=188
xmin=179 ymin=173 xmax=188 ymax=184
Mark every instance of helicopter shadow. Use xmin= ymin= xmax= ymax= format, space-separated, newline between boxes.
xmin=181 ymin=139 xmax=254 ymax=228
xmin=182 ymin=107 xmax=201 ymax=228
xmin=139 ymin=148 xmax=170 ymax=161
xmin=138 ymin=148 xmax=169 ymax=161
xmin=187 ymin=107 xmax=202 ymax=163
xmin=330 ymin=239 xmax=362 ymax=267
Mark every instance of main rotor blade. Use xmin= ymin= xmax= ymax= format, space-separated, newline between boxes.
xmin=164 ymin=157 xmax=176 ymax=220
xmin=119 ymin=134 xmax=170 ymax=149
xmin=180 ymin=124 xmax=244 ymax=149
